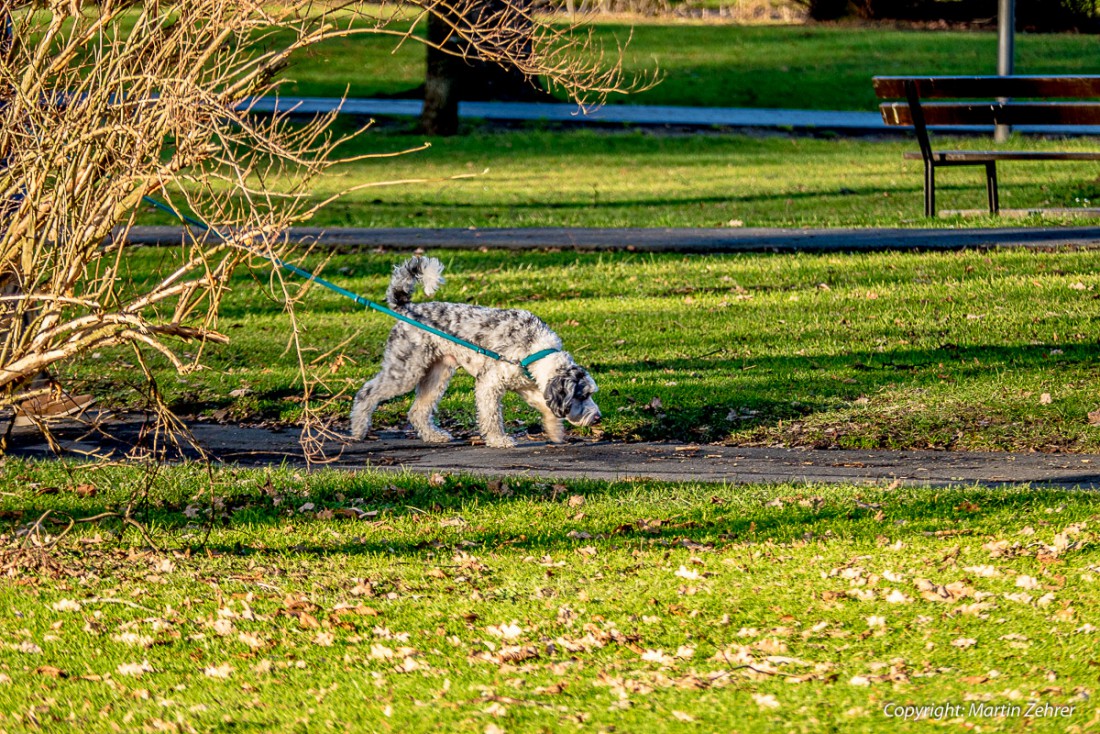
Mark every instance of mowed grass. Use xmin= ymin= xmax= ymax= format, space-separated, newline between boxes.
xmin=142 ymin=129 xmax=1100 ymax=228
xmin=1 ymin=461 xmax=1097 ymax=732
xmin=279 ymin=21 xmax=1100 ymax=111
xmin=63 ymin=246 xmax=1100 ymax=452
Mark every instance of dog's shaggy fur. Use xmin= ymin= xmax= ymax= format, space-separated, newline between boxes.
xmin=350 ymin=257 xmax=600 ymax=448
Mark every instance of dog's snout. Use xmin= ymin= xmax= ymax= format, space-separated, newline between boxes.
xmin=590 ymin=413 xmax=602 ymax=425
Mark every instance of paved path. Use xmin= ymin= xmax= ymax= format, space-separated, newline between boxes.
xmin=127 ymin=225 xmax=1100 ymax=253
xmin=8 ymin=417 xmax=1099 ymax=489
xmin=243 ymin=97 xmax=1100 ymax=136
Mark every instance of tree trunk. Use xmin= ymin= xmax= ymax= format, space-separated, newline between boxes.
xmin=421 ymin=13 xmax=461 ymax=136
xmin=419 ymin=0 xmax=553 ymax=136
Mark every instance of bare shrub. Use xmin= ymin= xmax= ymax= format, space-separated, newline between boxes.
xmin=0 ymin=0 xmax=630 ymax=458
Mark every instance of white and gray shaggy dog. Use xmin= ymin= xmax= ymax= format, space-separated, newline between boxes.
xmin=350 ymin=257 xmax=601 ymax=448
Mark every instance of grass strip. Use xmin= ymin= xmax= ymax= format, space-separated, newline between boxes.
xmin=0 ymin=461 xmax=1096 ymax=732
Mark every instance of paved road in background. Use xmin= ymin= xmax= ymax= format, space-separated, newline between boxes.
xmin=243 ymin=97 xmax=1100 ymax=136
xmin=139 ymin=98 xmax=1100 ymax=249
xmin=127 ymin=225 xmax=1100 ymax=252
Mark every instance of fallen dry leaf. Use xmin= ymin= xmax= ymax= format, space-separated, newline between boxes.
xmin=204 ymin=663 xmax=234 ymax=678
xmin=641 ymin=649 xmax=675 ymax=665
xmin=752 ymin=693 xmax=781 ymax=710
xmin=117 ymin=660 xmax=153 ymax=677
xmin=495 ymin=645 xmax=538 ymax=664
xmin=112 ymin=632 xmax=154 ymax=648
xmin=297 ymin=613 xmax=320 ymax=630
xmin=35 ymin=665 xmax=67 ymax=678
xmin=486 ymin=622 xmax=524 ymax=641
xmin=69 ymin=483 xmax=97 ymax=498
xmin=915 ymin=579 xmax=973 ymax=603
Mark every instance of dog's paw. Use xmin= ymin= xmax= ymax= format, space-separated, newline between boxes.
xmin=484 ymin=435 xmax=517 ymax=449
xmin=420 ymin=430 xmax=454 ymax=444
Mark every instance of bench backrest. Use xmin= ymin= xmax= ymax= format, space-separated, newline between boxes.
xmin=873 ymin=75 xmax=1100 ymax=127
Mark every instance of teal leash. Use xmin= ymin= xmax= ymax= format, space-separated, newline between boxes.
xmin=140 ymin=196 xmax=558 ymax=378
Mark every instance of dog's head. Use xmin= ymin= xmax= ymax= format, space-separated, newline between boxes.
xmin=544 ymin=363 xmax=601 ymax=427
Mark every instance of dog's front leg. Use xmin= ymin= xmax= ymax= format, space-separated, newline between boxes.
xmin=540 ymin=414 xmax=566 ymax=444
xmin=475 ymin=373 xmax=514 ymax=448
xmin=519 ymin=387 xmax=565 ymax=444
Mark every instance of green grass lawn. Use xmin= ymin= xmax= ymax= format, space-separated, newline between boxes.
xmin=1 ymin=461 xmax=1097 ymax=732
xmin=62 ymin=245 xmax=1100 ymax=452
xmin=145 ymin=128 xmax=1100 ymax=229
xmin=279 ymin=20 xmax=1100 ymax=110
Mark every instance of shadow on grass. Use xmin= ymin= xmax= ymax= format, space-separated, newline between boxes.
xmin=21 ymin=339 xmax=1100 ymax=461
xmin=4 ymin=470 xmax=1093 ymax=562
xmin=329 ymin=185 xmax=937 ymax=212
xmin=588 ymin=341 xmax=1095 ymax=443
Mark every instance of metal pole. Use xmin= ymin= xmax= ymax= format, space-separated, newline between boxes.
xmin=995 ymin=0 xmax=1016 ymax=142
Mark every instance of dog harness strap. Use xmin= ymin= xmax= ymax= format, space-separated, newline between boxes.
xmin=517 ymin=348 xmax=559 ymax=380
xmin=520 ymin=348 xmax=559 ymax=370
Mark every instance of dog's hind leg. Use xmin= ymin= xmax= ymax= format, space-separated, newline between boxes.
xmin=408 ymin=356 xmax=457 ymax=443
xmin=350 ymin=341 xmax=425 ymax=440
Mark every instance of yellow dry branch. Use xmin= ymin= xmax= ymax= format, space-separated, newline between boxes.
xmin=0 ymin=0 xmax=631 ymax=457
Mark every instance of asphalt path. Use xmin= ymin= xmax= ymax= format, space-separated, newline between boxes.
xmin=7 ymin=416 xmax=1100 ymax=489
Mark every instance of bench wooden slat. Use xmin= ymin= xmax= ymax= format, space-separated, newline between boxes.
xmin=902 ymin=151 xmax=1100 ymax=162
xmin=880 ymin=102 xmax=1100 ymax=127
xmin=872 ymin=74 xmax=1100 ymax=217
xmin=873 ymin=76 xmax=1100 ymax=99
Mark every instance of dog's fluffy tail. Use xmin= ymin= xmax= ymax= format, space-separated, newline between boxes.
xmin=386 ymin=256 xmax=445 ymax=309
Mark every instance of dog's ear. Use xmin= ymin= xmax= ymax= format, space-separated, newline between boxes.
xmin=544 ymin=370 xmax=576 ymax=418
xmin=569 ymin=366 xmax=591 ymax=394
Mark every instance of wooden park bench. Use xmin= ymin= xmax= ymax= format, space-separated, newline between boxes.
xmin=873 ymin=76 xmax=1100 ymax=216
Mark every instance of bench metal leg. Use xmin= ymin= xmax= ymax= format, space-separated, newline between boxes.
xmin=985 ymin=161 xmax=999 ymax=214
xmin=924 ymin=162 xmax=936 ymax=217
